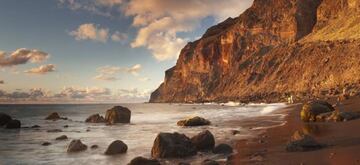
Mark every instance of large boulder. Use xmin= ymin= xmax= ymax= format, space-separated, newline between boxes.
xmin=104 ymin=140 xmax=128 ymax=155
xmin=0 ymin=113 xmax=12 ymax=126
xmin=286 ymin=131 xmax=323 ymax=152
xmin=105 ymin=106 xmax=131 ymax=124
xmin=67 ymin=140 xmax=88 ymax=152
xmin=85 ymin=114 xmax=105 ymax=123
xmin=128 ymin=156 xmax=161 ymax=165
xmin=5 ymin=119 xmax=21 ymax=129
xmin=177 ymin=116 xmax=210 ymax=126
xmin=300 ymin=100 xmax=335 ymax=122
xmin=212 ymin=144 xmax=233 ymax=154
xmin=151 ymin=132 xmax=197 ymax=158
xmin=191 ymin=130 xmax=215 ymax=151
xmin=45 ymin=112 xmax=61 ymax=120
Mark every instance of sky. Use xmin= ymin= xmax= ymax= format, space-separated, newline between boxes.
xmin=0 ymin=0 xmax=253 ymax=103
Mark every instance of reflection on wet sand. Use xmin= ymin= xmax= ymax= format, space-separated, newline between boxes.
xmin=301 ymin=123 xmax=331 ymax=137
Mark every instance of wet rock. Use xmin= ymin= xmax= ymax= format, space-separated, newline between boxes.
xmin=105 ymin=106 xmax=131 ymax=124
xmin=42 ymin=142 xmax=51 ymax=146
xmin=45 ymin=112 xmax=61 ymax=120
xmin=90 ymin=145 xmax=99 ymax=149
xmin=5 ymin=119 xmax=21 ymax=129
xmin=128 ymin=156 xmax=161 ymax=165
xmin=55 ymin=135 xmax=68 ymax=140
xmin=178 ymin=162 xmax=190 ymax=165
xmin=63 ymin=125 xmax=69 ymax=128
xmin=317 ymin=110 xmax=360 ymax=122
xmin=104 ymin=140 xmax=128 ymax=155
xmin=151 ymin=132 xmax=197 ymax=158
xmin=0 ymin=113 xmax=12 ymax=126
xmin=212 ymin=144 xmax=233 ymax=154
xmin=85 ymin=114 xmax=105 ymax=123
xmin=31 ymin=125 xmax=41 ymax=128
xmin=47 ymin=129 xmax=62 ymax=133
xmin=177 ymin=116 xmax=210 ymax=126
xmin=67 ymin=140 xmax=87 ymax=152
xmin=230 ymin=130 xmax=240 ymax=135
xmin=286 ymin=131 xmax=323 ymax=152
xmin=202 ymin=159 xmax=219 ymax=165
xmin=300 ymin=100 xmax=335 ymax=122
xmin=191 ymin=130 xmax=215 ymax=151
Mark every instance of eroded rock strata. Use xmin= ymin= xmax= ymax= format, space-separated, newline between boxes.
xmin=150 ymin=0 xmax=360 ymax=103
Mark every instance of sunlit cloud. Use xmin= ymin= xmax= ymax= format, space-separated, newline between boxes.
xmin=69 ymin=23 xmax=109 ymax=43
xmin=0 ymin=87 xmax=150 ymax=103
xmin=111 ymin=31 xmax=128 ymax=42
xmin=0 ymin=48 xmax=49 ymax=67
xmin=24 ymin=64 xmax=56 ymax=75
xmin=94 ymin=64 xmax=142 ymax=81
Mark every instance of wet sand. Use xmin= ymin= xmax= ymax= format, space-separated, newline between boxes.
xmin=231 ymin=97 xmax=360 ymax=165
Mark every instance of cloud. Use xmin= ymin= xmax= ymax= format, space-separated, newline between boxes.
xmin=111 ymin=31 xmax=128 ymax=42
xmin=94 ymin=64 xmax=142 ymax=81
xmin=0 ymin=48 xmax=49 ymax=67
xmin=69 ymin=23 xmax=109 ymax=43
xmin=58 ymin=0 xmax=124 ymax=17
xmin=0 ymin=87 xmax=150 ymax=103
xmin=25 ymin=64 xmax=56 ymax=75
xmin=93 ymin=74 xmax=118 ymax=81
xmin=138 ymin=77 xmax=150 ymax=82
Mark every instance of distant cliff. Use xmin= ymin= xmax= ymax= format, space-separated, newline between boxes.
xmin=150 ymin=0 xmax=360 ymax=103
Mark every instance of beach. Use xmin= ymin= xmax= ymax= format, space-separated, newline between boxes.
xmin=231 ymin=97 xmax=360 ymax=165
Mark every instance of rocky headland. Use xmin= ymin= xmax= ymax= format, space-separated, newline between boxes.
xmin=150 ymin=0 xmax=360 ymax=103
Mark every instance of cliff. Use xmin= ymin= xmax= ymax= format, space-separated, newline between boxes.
xmin=150 ymin=0 xmax=360 ymax=103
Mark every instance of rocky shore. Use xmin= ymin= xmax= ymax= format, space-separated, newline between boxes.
xmin=230 ymin=96 xmax=360 ymax=164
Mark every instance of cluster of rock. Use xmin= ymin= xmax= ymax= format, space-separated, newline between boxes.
xmin=85 ymin=106 xmax=131 ymax=124
xmin=0 ymin=113 xmax=21 ymax=129
xmin=300 ymin=100 xmax=360 ymax=122
xmin=151 ymin=130 xmax=232 ymax=160
xmin=177 ymin=116 xmax=211 ymax=127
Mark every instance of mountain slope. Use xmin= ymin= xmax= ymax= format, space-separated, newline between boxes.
xmin=150 ymin=0 xmax=360 ymax=103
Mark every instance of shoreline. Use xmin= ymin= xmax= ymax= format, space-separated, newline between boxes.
xmin=229 ymin=97 xmax=360 ymax=164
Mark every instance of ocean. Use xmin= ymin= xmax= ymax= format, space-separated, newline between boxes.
xmin=0 ymin=103 xmax=288 ymax=165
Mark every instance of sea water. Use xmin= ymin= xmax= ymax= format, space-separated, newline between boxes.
xmin=0 ymin=103 xmax=287 ymax=165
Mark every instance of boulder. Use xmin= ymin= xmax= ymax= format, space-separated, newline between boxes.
xmin=42 ymin=142 xmax=51 ymax=146
xmin=90 ymin=145 xmax=99 ymax=149
xmin=212 ymin=144 xmax=233 ymax=154
xmin=67 ymin=140 xmax=87 ymax=152
xmin=104 ymin=140 xmax=128 ymax=155
xmin=31 ymin=125 xmax=41 ymax=128
xmin=5 ymin=119 xmax=21 ymax=129
xmin=0 ymin=113 xmax=12 ymax=126
xmin=105 ymin=106 xmax=131 ymax=124
xmin=151 ymin=132 xmax=197 ymax=158
xmin=85 ymin=114 xmax=105 ymax=123
xmin=55 ymin=135 xmax=68 ymax=140
xmin=45 ymin=112 xmax=61 ymax=120
xmin=128 ymin=156 xmax=161 ymax=165
xmin=300 ymin=100 xmax=335 ymax=122
xmin=191 ymin=130 xmax=215 ymax=151
xmin=202 ymin=159 xmax=219 ymax=165
xmin=177 ymin=116 xmax=210 ymax=126
xmin=286 ymin=131 xmax=323 ymax=152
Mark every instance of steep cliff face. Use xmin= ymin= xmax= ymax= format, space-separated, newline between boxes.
xmin=150 ymin=0 xmax=360 ymax=103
